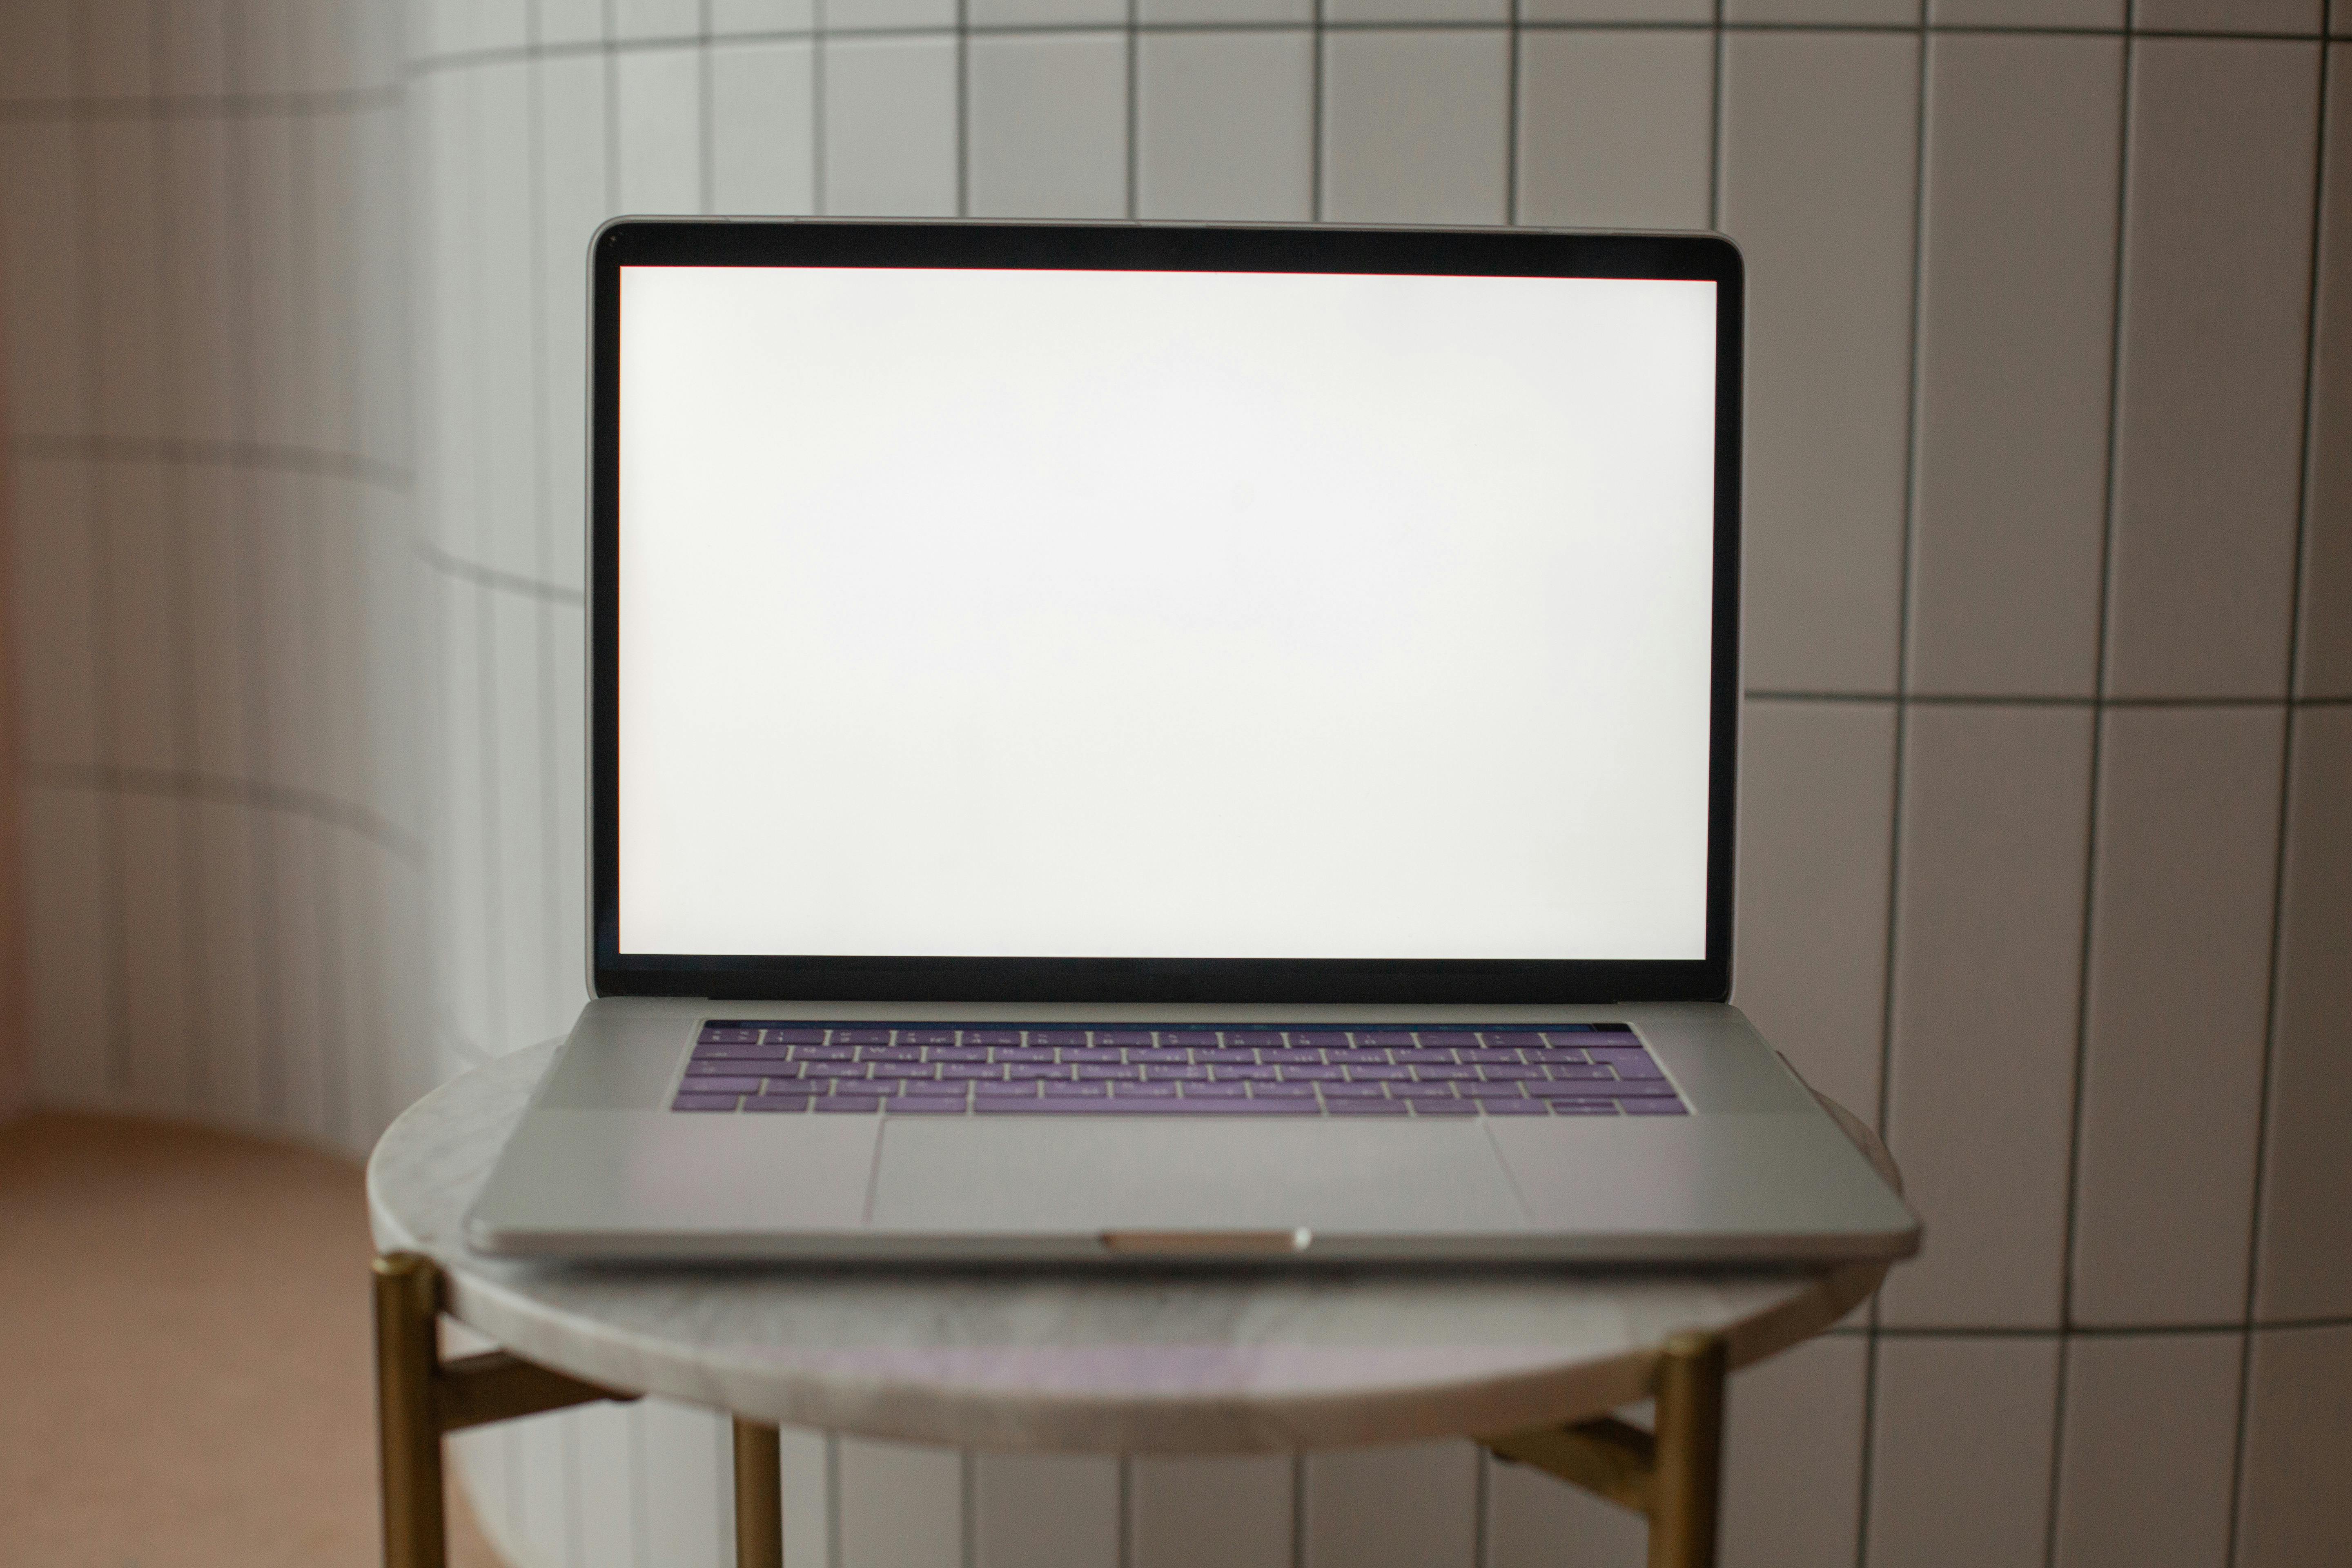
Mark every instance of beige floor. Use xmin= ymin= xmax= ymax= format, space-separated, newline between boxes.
xmin=0 ymin=1112 xmax=502 ymax=1567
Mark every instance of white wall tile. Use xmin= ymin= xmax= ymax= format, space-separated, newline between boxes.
xmin=0 ymin=0 xmax=75 ymax=100
xmin=616 ymin=46 xmax=707 ymax=213
xmin=1135 ymin=31 xmax=1313 ymax=222
xmin=21 ymin=786 xmax=112 ymax=1107
xmin=1322 ymin=31 xmax=1510 ymax=225
xmin=162 ymin=117 xmax=239 ymax=447
xmin=2299 ymin=44 xmax=2352 ymax=699
xmin=1523 ymin=0 xmax=1709 ymax=20
xmin=1721 ymin=1336 xmax=1867 ymax=1568
xmin=830 ymin=0 xmax=960 ymax=27
xmin=2236 ymin=1325 xmax=2352 ymax=1568
xmin=2106 ymin=40 xmax=2319 ymax=700
xmin=0 ymin=121 xmax=85 ymax=439
xmin=86 ymin=121 xmax=167 ymax=443
xmin=230 ymin=0 xmax=297 ymax=96
xmin=711 ymin=41 xmax=817 ymax=215
xmin=75 ymin=0 xmax=155 ymax=98
xmin=190 ymin=800 xmax=264 ymax=1124
xmin=971 ymin=0 xmax=1126 ymax=23
xmin=470 ymin=61 xmax=542 ymax=577
xmin=1328 ymin=0 xmax=1506 ymax=25
xmin=1487 ymin=1442 xmax=1646 ymax=1568
xmin=572 ymin=1400 xmax=642 ymax=1568
xmin=715 ymin=0 xmax=820 ymax=33
xmin=510 ymin=1411 xmax=577 ymax=1568
xmin=1515 ymin=30 xmax=1712 ymax=231
xmin=419 ymin=68 xmax=477 ymax=558
xmin=352 ymin=107 xmax=414 ymax=472
xmin=1929 ymin=0 xmax=2123 ymax=23
xmin=1726 ymin=0 xmax=1917 ymax=20
xmin=538 ymin=0 xmax=610 ymax=47
xmin=2136 ymin=0 xmax=2322 ymax=33
xmin=2051 ymin=1332 xmax=2241 ymax=1568
xmin=1866 ymin=1336 xmax=2060 ymax=1568
xmin=2254 ymin=708 xmax=2352 ymax=1320
xmin=1301 ymin=1441 xmax=1477 ymax=1568
xmin=2074 ymin=707 xmax=2283 ymax=1326
xmin=1730 ymin=700 xmax=1895 ymax=1122
xmin=9 ymin=459 xmax=101 ymax=770
xmin=536 ymin=50 xmax=612 ymax=590
xmin=491 ymin=591 xmax=550 ymax=1045
xmin=967 ymin=33 xmax=1128 ymax=220
xmin=821 ymin=36 xmax=959 ymax=216
xmin=1718 ymin=33 xmax=1918 ymax=693
xmin=98 ymin=461 xmax=182 ymax=774
xmin=840 ymin=1437 xmax=963 ymax=1568
xmin=434 ymin=576 xmax=494 ymax=1052
xmin=422 ymin=0 xmax=527 ymax=57
xmin=973 ymin=1452 xmax=1120 ymax=1568
xmin=265 ymin=814 xmax=332 ymax=1135
xmin=1909 ymin=36 xmax=2120 ymax=699
xmin=1131 ymin=1455 xmax=1293 ymax=1568
xmin=238 ymin=114 xmax=303 ymax=449
xmin=116 ymin=795 xmax=192 ymax=1110
xmin=615 ymin=0 xmax=707 ymax=40
xmin=1141 ymin=0 xmax=1311 ymax=20
xmin=305 ymin=110 xmax=362 ymax=460
xmin=1881 ymin=706 xmax=2091 ymax=1329
xmin=640 ymin=1398 xmax=729 ymax=1568
xmin=548 ymin=601 xmax=591 ymax=1027
xmin=180 ymin=467 xmax=255 ymax=780
xmin=780 ymin=1424 xmax=830 ymax=1568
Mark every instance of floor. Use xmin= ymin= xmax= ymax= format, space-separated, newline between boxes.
xmin=0 ymin=1111 xmax=502 ymax=1567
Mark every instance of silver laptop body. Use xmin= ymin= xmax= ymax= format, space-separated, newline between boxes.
xmin=467 ymin=219 xmax=1920 ymax=1266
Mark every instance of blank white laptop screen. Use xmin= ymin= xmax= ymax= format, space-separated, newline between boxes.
xmin=617 ymin=265 xmax=1717 ymax=961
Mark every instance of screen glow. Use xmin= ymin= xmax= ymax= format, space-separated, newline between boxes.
xmin=617 ymin=265 xmax=1716 ymax=960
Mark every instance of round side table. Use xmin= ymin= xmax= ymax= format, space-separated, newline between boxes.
xmin=368 ymin=1041 xmax=1898 ymax=1568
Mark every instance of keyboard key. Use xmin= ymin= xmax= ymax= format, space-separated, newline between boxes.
xmin=682 ymin=1076 xmax=761 ymax=1094
xmin=1411 ymin=1100 xmax=1476 ymax=1116
xmin=1414 ymin=1065 xmax=1476 ymax=1081
xmin=1289 ymin=1032 xmax=1352 ymax=1048
xmin=900 ymin=1078 xmax=967 ymax=1096
xmin=1480 ymin=1031 xmax=1543 ymax=1047
xmin=1395 ymin=1049 xmax=1453 ymax=1064
xmin=1527 ymin=1080 xmax=1614 ymax=1098
xmin=805 ymin=1064 xmax=867 ymax=1079
xmin=1322 ymin=1081 xmax=1387 ymax=1098
xmin=1030 ymin=1031 xmax=1087 ymax=1046
xmin=1355 ymin=1031 xmax=1414 ymax=1046
xmin=1459 ymin=1082 xmax=1524 ymax=1098
xmin=996 ymin=1048 xmax=1056 ymax=1064
xmin=1532 ymin=1049 xmax=1590 ymax=1065
xmin=833 ymin=1029 xmax=891 ymax=1045
xmin=1062 ymin=1047 xmax=1123 ymax=1064
xmin=1130 ymin=1049 xmax=1190 ymax=1065
xmin=1547 ymin=1065 xmax=1613 ymax=1080
xmin=885 ymin=1096 xmax=967 ymax=1112
xmin=1391 ymin=1083 xmax=1454 ymax=1099
xmin=1254 ymin=1082 xmax=1318 ymax=1098
xmin=1482 ymin=1066 xmax=1542 ymax=1080
xmin=1096 ymin=1031 xmax=1155 ymax=1047
xmin=1180 ymin=1082 xmax=1250 ymax=1098
xmin=859 ymin=1047 xmax=922 ymax=1063
xmin=974 ymin=1097 xmax=1317 ymax=1115
xmin=762 ymin=1029 xmax=826 ymax=1045
xmin=817 ymin=1097 xmax=883 ymax=1113
xmin=1230 ymin=1031 xmax=1284 ymax=1047
xmin=1077 ymin=1065 xmax=1141 ymax=1081
xmin=896 ymin=1030 xmax=957 ymax=1046
xmin=1326 ymin=1099 xmax=1408 ymax=1115
xmin=1622 ymin=1098 xmax=1690 ymax=1115
xmin=672 ymin=1094 xmax=739 ymax=1111
xmin=1280 ymin=1066 xmax=1343 ymax=1082
xmin=790 ymin=1047 xmax=855 ymax=1062
xmin=1347 ymin=1066 xmax=1410 ymax=1082
xmin=873 ymin=1064 xmax=933 ymax=1079
xmin=744 ymin=1095 xmax=813 ymax=1112
xmin=1481 ymin=1099 xmax=1548 ymax=1115
xmin=1210 ymin=1066 xmax=1275 ymax=1082
xmin=965 ymin=1031 xmax=1022 ymax=1046
xmin=698 ymin=1028 xmax=757 ymax=1045
xmin=1419 ymin=1033 xmax=1478 ymax=1049
xmin=942 ymin=1065 xmax=999 ymax=1080
xmin=1009 ymin=1065 xmax=1070 ymax=1080
xmin=1329 ymin=1049 xmax=1391 ymax=1065
xmin=1143 ymin=1065 xmax=1207 ymax=1081
xmin=1548 ymin=1100 xmax=1621 ymax=1114
xmin=1043 ymin=1081 xmax=1109 ymax=1098
xmin=1111 ymin=1082 xmax=1180 ymax=1098
xmin=686 ymin=1060 xmax=763 ymax=1076
xmin=1601 ymin=1080 xmax=1680 ymax=1098
xmin=1264 ymin=1049 xmax=1323 ymax=1065
xmin=1198 ymin=1048 xmax=1256 ymax=1063
xmin=1462 ymin=1049 xmax=1519 ymax=1063
xmin=975 ymin=1081 xmax=1038 ymax=1098
xmin=1589 ymin=1049 xmax=1664 ymax=1080
xmin=927 ymin=1047 xmax=988 ymax=1063
xmin=695 ymin=1044 xmax=792 ymax=1060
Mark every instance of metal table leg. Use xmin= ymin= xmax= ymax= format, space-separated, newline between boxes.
xmin=734 ymin=1418 xmax=785 ymax=1567
xmin=1481 ymin=1330 xmax=1729 ymax=1568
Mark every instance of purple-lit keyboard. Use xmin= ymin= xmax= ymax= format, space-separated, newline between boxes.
xmin=671 ymin=1023 xmax=1686 ymax=1118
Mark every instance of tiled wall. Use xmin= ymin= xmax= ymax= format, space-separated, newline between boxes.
xmin=4 ymin=1 xmax=2348 ymax=1566
xmin=0 ymin=1 xmax=430 ymax=1154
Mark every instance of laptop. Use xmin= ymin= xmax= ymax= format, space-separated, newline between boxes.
xmin=465 ymin=218 xmax=1921 ymax=1265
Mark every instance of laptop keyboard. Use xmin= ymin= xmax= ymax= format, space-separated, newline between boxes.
xmin=672 ymin=1023 xmax=1686 ymax=1117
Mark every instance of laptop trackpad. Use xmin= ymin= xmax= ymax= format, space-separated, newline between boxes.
xmin=869 ymin=1120 xmax=1527 ymax=1234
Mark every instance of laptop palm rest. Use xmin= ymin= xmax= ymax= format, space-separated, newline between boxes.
xmin=869 ymin=1120 xmax=1527 ymax=1236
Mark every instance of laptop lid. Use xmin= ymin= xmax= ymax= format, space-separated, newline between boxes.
xmin=588 ymin=220 xmax=1742 ymax=1007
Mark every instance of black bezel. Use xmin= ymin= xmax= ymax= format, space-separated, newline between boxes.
xmin=590 ymin=219 xmax=1743 ymax=1005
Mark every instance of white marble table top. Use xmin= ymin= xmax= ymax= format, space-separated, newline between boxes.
xmin=368 ymin=1041 xmax=1892 ymax=1454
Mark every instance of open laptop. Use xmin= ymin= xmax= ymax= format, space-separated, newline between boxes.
xmin=465 ymin=219 xmax=1920 ymax=1265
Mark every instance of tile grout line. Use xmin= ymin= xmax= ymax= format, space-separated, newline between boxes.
xmin=526 ymin=2 xmax=570 ymax=1072
xmin=2225 ymin=33 xmax=2334 ymax=1568
xmin=1504 ymin=0 xmax=1521 ymax=228
xmin=1854 ymin=16 xmax=1933 ymax=1568
xmin=2047 ymin=15 xmax=2142 ymax=1567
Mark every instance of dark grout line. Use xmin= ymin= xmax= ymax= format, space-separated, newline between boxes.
xmin=1742 ymin=689 xmax=2344 ymax=707
xmin=20 ymin=759 xmax=427 ymax=864
xmin=8 ymin=432 xmax=412 ymax=490
xmin=382 ymin=18 xmax=2345 ymax=86
xmin=1835 ymin=1314 xmax=2352 ymax=1339
xmin=2228 ymin=36 xmax=2334 ymax=1568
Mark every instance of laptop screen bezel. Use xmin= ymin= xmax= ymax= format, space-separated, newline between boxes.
xmin=588 ymin=219 xmax=1742 ymax=1004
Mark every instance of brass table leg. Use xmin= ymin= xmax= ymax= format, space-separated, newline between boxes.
xmin=734 ymin=1417 xmax=786 ymax=1567
xmin=372 ymin=1253 xmax=642 ymax=1568
xmin=1480 ymin=1329 xmax=1729 ymax=1568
